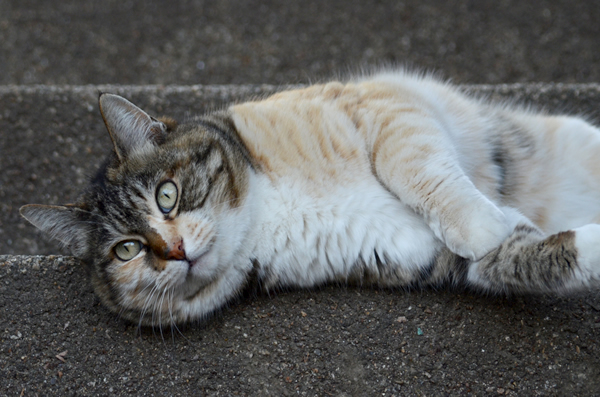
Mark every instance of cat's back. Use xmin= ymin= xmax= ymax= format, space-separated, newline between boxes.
xmin=229 ymin=79 xmax=372 ymax=187
xmin=228 ymin=71 xmax=480 ymax=181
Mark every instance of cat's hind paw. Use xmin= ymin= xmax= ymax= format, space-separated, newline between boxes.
xmin=573 ymin=224 xmax=600 ymax=286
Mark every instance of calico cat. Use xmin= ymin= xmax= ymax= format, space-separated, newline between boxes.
xmin=20 ymin=71 xmax=600 ymax=326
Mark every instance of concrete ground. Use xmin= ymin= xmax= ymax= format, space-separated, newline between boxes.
xmin=2 ymin=0 xmax=600 ymax=86
xmin=1 ymin=0 xmax=600 ymax=395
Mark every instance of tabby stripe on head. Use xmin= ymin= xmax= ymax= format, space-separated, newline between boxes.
xmin=192 ymin=144 xmax=225 ymax=210
xmin=129 ymin=185 xmax=152 ymax=212
xmin=196 ymin=113 xmax=257 ymax=169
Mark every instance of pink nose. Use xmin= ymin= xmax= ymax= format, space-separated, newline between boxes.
xmin=165 ymin=240 xmax=186 ymax=260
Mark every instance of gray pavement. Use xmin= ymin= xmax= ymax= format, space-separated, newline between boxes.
xmin=2 ymin=254 xmax=600 ymax=396
xmin=2 ymin=0 xmax=600 ymax=86
xmin=2 ymin=0 xmax=600 ymax=395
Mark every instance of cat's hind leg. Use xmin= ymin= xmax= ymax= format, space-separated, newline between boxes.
xmin=467 ymin=208 xmax=600 ymax=293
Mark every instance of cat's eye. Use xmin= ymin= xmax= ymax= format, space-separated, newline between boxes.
xmin=156 ymin=181 xmax=178 ymax=213
xmin=114 ymin=240 xmax=143 ymax=261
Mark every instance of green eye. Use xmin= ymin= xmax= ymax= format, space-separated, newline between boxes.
xmin=114 ymin=240 xmax=143 ymax=261
xmin=156 ymin=181 xmax=178 ymax=213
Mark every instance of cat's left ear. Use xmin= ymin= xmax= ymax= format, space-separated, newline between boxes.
xmin=98 ymin=93 xmax=168 ymax=161
xmin=20 ymin=204 xmax=92 ymax=258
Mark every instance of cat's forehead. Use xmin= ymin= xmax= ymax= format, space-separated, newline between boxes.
xmin=106 ymin=145 xmax=176 ymax=181
xmin=105 ymin=127 xmax=221 ymax=178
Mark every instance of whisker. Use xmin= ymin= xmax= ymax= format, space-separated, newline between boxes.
xmin=157 ymin=283 xmax=170 ymax=344
xmin=139 ymin=282 xmax=160 ymax=330
xmin=168 ymin=287 xmax=190 ymax=343
xmin=167 ymin=286 xmax=175 ymax=343
xmin=151 ymin=277 xmax=170 ymax=337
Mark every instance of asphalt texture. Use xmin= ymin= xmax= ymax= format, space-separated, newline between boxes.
xmin=2 ymin=0 xmax=600 ymax=86
xmin=2 ymin=0 xmax=600 ymax=395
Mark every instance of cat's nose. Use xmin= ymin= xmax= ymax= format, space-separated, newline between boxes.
xmin=165 ymin=239 xmax=186 ymax=261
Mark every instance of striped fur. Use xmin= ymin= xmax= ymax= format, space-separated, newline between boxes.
xmin=20 ymin=71 xmax=600 ymax=326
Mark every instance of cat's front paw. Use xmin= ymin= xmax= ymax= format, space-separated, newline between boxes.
xmin=443 ymin=201 xmax=511 ymax=261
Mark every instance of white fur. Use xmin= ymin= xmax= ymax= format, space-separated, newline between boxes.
xmin=174 ymin=168 xmax=443 ymax=321
xmin=241 ymin=173 xmax=441 ymax=289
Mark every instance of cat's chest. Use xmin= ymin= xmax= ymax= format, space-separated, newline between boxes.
xmin=247 ymin=175 xmax=441 ymax=288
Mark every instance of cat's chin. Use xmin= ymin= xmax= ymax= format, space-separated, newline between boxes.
xmin=180 ymin=262 xmax=219 ymax=300
xmin=180 ymin=274 xmax=216 ymax=301
xmin=180 ymin=251 xmax=220 ymax=288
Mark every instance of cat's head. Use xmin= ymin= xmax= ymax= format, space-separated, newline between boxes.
xmin=20 ymin=94 xmax=258 ymax=326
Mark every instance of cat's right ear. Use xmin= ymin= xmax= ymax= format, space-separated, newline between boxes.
xmin=20 ymin=204 xmax=91 ymax=258
xmin=98 ymin=93 xmax=168 ymax=162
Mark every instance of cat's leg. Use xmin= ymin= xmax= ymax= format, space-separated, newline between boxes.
xmin=371 ymin=115 xmax=510 ymax=260
xmin=466 ymin=208 xmax=600 ymax=292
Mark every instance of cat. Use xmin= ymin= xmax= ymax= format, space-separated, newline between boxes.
xmin=20 ymin=70 xmax=600 ymax=327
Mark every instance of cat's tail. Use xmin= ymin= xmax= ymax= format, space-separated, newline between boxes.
xmin=465 ymin=208 xmax=600 ymax=294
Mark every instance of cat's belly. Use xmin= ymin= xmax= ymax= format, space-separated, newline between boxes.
xmin=248 ymin=176 xmax=442 ymax=288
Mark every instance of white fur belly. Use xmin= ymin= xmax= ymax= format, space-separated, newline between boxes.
xmin=248 ymin=175 xmax=442 ymax=288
